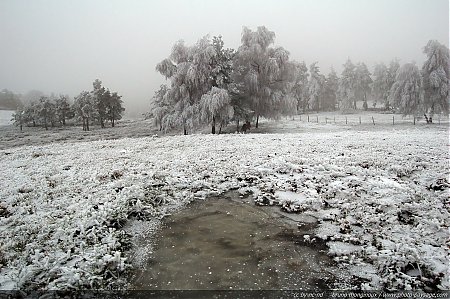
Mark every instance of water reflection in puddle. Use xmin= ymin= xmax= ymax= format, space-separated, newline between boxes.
xmin=132 ymin=193 xmax=338 ymax=290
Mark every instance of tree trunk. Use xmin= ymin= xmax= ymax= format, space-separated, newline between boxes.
xmin=212 ymin=116 xmax=216 ymax=134
xmin=184 ymin=126 xmax=187 ymax=135
xmin=236 ymin=119 xmax=240 ymax=132
xmin=20 ymin=124 xmax=22 ymax=132
xmin=219 ymin=124 xmax=222 ymax=134
xmin=256 ymin=115 xmax=259 ymax=128
xmin=86 ymin=118 xmax=90 ymax=131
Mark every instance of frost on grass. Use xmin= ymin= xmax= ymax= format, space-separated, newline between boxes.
xmin=0 ymin=128 xmax=448 ymax=291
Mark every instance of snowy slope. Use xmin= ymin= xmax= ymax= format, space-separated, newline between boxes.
xmin=0 ymin=128 xmax=448 ymax=291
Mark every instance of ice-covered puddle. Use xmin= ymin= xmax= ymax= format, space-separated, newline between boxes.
xmin=132 ymin=192 xmax=346 ymax=290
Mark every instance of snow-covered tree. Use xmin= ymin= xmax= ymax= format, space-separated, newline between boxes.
xmin=338 ymin=59 xmax=357 ymax=110
xmin=200 ymin=87 xmax=234 ymax=134
xmin=372 ymin=62 xmax=390 ymax=109
xmin=308 ymin=62 xmax=325 ymax=112
xmin=355 ymin=62 xmax=372 ymax=110
xmin=202 ymin=36 xmax=235 ymax=133
xmin=322 ymin=68 xmax=339 ymax=111
xmin=286 ymin=61 xmax=309 ymax=113
xmin=386 ymin=59 xmax=401 ymax=110
xmin=421 ymin=40 xmax=449 ymax=121
xmin=36 ymin=96 xmax=56 ymax=130
xmin=92 ymin=79 xmax=108 ymax=128
xmin=389 ymin=62 xmax=423 ymax=116
xmin=106 ymin=91 xmax=125 ymax=127
xmin=155 ymin=36 xmax=225 ymax=134
xmin=150 ymin=85 xmax=171 ymax=131
xmin=55 ymin=95 xmax=71 ymax=126
xmin=23 ymin=101 xmax=39 ymax=127
xmin=11 ymin=108 xmax=25 ymax=131
xmin=74 ymin=91 xmax=95 ymax=131
xmin=233 ymin=26 xmax=292 ymax=127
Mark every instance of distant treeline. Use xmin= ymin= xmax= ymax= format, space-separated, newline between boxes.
xmin=11 ymin=79 xmax=125 ymax=131
xmin=0 ymin=89 xmax=23 ymax=110
xmin=148 ymin=26 xmax=449 ymax=134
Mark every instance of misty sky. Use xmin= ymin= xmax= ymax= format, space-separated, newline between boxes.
xmin=0 ymin=0 xmax=448 ymax=116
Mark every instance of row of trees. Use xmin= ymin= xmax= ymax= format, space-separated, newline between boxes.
xmin=12 ymin=80 xmax=125 ymax=131
xmin=149 ymin=26 xmax=449 ymax=134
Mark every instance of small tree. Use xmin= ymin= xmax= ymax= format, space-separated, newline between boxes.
xmin=12 ymin=108 xmax=25 ymax=131
xmin=92 ymin=79 xmax=108 ymax=128
xmin=355 ymin=62 xmax=372 ymax=110
xmin=287 ymin=61 xmax=309 ymax=113
xmin=36 ymin=97 xmax=56 ymax=130
xmin=386 ymin=59 xmax=400 ymax=110
xmin=107 ymin=91 xmax=125 ymax=127
xmin=200 ymin=87 xmax=233 ymax=134
xmin=389 ymin=62 xmax=423 ymax=117
xmin=372 ymin=62 xmax=390 ymax=108
xmin=338 ymin=59 xmax=357 ymax=110
xmin=422 ymin=40 xmax=449 ymax=122
xmin=74 ymin=91 xmax=95 ymax=131
xmin=322 ymin=68 xmax=339 ymax=111
xmin=55 ymin=95 xmax=71 ymax=126
xmin=308 ymin=62 xmax=325 ymax=112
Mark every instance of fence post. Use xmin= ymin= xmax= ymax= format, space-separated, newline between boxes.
xmin=316 ymin=115 xmax=318 ymax=123
xmin=439 ymin=114 xmax=441 ymax=125
xmin=346 ymin=117 xmax=348 ymax=124
xmin=326 ymin=118 xmax=328 ymax=124
xmin=308 ymin=115 xmax=309 ymax=122
xmin=299 ymin=115 xmax=301 ymax=121
xmin=372 ymin=116 xmax=375 ymax=125
xmin=359 ymin=116 xmax=361 ymax=124
xmin=392 ymin=115 xmax=394 ymax=125
xmin=413 ymin=116 xmax=416 ymax=125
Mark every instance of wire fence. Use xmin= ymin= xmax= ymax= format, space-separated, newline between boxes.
xmin=291 ymin=113 xmax=449 ymax=126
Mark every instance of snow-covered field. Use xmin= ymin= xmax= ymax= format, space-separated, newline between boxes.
xmin=0 ymin=119 xmax=448 ymax=291
xmin=0 ymin=110 xmax=13 ymax=127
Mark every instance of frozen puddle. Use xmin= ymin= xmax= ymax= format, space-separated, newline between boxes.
xmin=132 ymin=192 xmax=340 ymax=290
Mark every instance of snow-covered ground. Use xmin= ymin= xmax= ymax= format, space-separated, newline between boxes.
xmin=0 ymin=110 xmax=13 ymax=127
xmin=0 ymin=119 xmax=448 ymax=291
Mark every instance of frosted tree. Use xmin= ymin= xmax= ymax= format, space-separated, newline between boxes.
xmin=308 ymin=62 xmax=325 ymax=112
xmin=74 ymin=91 xmax=95 ymax=131
xmin=202 ymin=36 xmax=235 ymax=133
xmin=372 ymin=63 xmax=390 ymax=109
xmin=23 ymin=101 xmax=39 ymax=127
xmin=389 ymin=62 xmax=423 ymax=117
xmin=155 ymin=36 xmax=226 ymax=134
xmin=355 ymin=62 xmax=372 ymax=110
xmin=200 ymin=87 xmax=234 ymax=134
xmin=386 ymin=59 xmax=401 ymax=110
xmin=286 ymin=61 xmax=309 ymax=112
xmin=150 ymin=85 xmax=171 ymax=131
xmin=12 ymin=108 xmax=25 ymax=131
xmin=92 ymin=79 xmax=108 ymax=128
xmin=233 ymin=26 xmax=292 ymax=127
xmin=421 ymin=40 xmax=449 ymax=122
xmin=338 ymin=59 xmax=357 ymax=110
xmin=322 ymin=68 xmax=339 ymax=110
xmin=55 ymin=95 xmax=71 ymax=126
xmin=106 ymin=91 xmax=125 ymax=127
xmin=36 ymin=96 xmax=56 ymax=130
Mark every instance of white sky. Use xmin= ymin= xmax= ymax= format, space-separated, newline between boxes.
xmin=0 ymin=0 xmax=448 ymax=115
